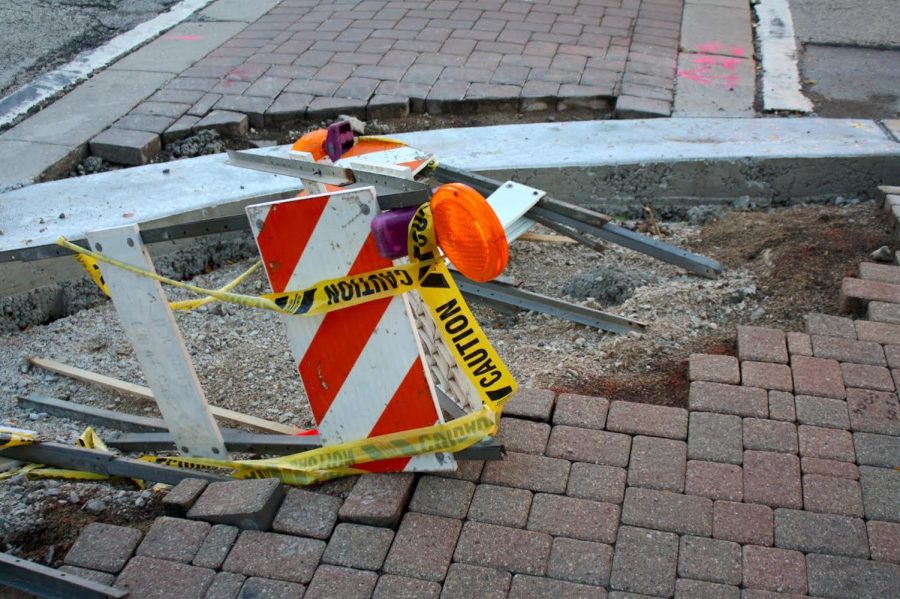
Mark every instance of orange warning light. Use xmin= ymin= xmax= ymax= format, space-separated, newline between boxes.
xmin=290 ymin=129 xmax=328 ymax=160
xmin=431 ymin=183 xmax=509 ymax=282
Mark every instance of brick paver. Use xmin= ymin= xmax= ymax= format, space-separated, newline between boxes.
xmin=305 ymin=565 xmax=377 ymax=599
xmin=162 ymin=478 xmax=208 ymax=517
xmin=239 ymin=577 xmax=305 ymax=599
xmin=675 ymin=579 xmax=739 ymax=599
xmin=806 ymin=312 xmax=857 ymax=338
xmin=552 ymin=393 xmax=610 ymax=429
xmin=868 ymin=521 xmax=900 ymax=564
xmin=441 ymin=563 xmax=511 ymax=599
xmin=741 ymin=361 xmax=793 ymax=392
xmin=467 ymin=483 xmax=532 ymax=528
xmin=841 ymin=363 xmax=895 ymax=391
xmin=742 ymin=450 xmax=802 ymax=509
xmin=622 ymin=487 xmax=712 ymax=536
xmin=338 ymin=473 xmax=414 ymax=527
xmin=372 ymin=574 xmax=440 ymax=599
xmin=566 ymin=461 xmax=627 ymax=503
xmin=742 ymin=418 xmax=798 ymax=453
xmin=737 ymin=326 xmax=788 ymax=363
xmin=223 ymin=530 xmax=324 ymax=583
xmin=192 ymin=524 xmax=238 ymax=570
xmin=846 ymin=388 xmax=900 ymax=435
xmin=775 ymin=508 xmax=869 ymax=558
xmin=502 ymin=387 xmax=555 ymax=421
xmin=859 ymin=465 xmax=900 ymax=522
xmin=64 ymin=523 xmax=142 ymax=573
xmin=610 ymin=526 xmax=679 ymax=597
xmin=853 ymin=431 xmax=900 ymax=467
xmin=606 ymin=400 xmax=688 ymax=439
xmin=791 ymin=355 xmax=847 ymax=399
xmin=322 ymin=523 xmax=394 ymax=571
xmin=810 ymin=335 xmax=885 ymax=367
xmin=494 ymin=417 xmax=551 ymax=454
xmin=795 ymin=394 xmax=850 ymax=429
xmin=802 ymin=474 xmax=864 ymax=517
xmin=114 ymin=556 xmax=215 ymax=599
xmin=798 ymin=425 xmax=855 ymax=462
xmin=409 ymin=476 xmax=475 ymax=519
xmin=689 ymin=353 xmax=741 ymax=384
xmin=713 ymin=501 xmax=774 ymax=546
xmin=136 ymin=516 xmax=210 ymax=564
xmin=685 ymin=461 xmax=742 ymax=501
xmin=481 ymin=450 xmax=570 ymax=492
xmin=454 ymin=521 xmax=552 ymax=575
xmin=527 ymin=493 xmax=619 ymax=543
xmin=767 ymin=390 xmax=796 ymax=422
xmin=545 ymin=425 xmax=631 ymax=467
xmin=547 ymin=537 xmax=613 ymax=587
xmin=801 ymin=456 xmax=859 ymax=479
xmin=188 ymin=479 xmax=284 ymax=531
xmin=383 ymin=512 xmax=461 ymax=582
xmin=806 ymin=553 xmax=900 ymax=599
xmin=627 ymin=435 xmax=687 ymax=492
xmin=688 ymin=412 xmax=743 ymax=464
xmin=678 ymin=535 xmax=742 ymax=586
xmin=689 ymin=382 xmax=768 ymax=418
xmin=742 ymin=545 xmax=807 ymax=595
xmin=273 ymin=488 xmax=342 ymax=539
xmin=786 ymin=332 xmax=813 ymax=356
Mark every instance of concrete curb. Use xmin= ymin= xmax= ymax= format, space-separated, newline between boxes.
xmin=1 ymin=116 xmax=898 ymax=328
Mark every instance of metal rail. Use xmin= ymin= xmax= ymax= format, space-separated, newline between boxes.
xmin=433 ymin=164 xmax=724 ymax=279
xmin=0 ymin=552 xmax=127 ymax=599
xmin=453 ymin=274 xmax=645 ymax=335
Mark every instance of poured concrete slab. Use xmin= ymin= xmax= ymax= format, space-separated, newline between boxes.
xmin=107 ymin=21 xmax=246 ymax=74
xmin=1 ymin=69 xmax=172 ymax=147
xmin=801 ymin=45 xmax=900 ymax=119
xmin=673 ymin=54 xmax=755 ymax=117
xmin=680 ymin=2 xmax=754 ymax=58
xmin=0 ymin=140 xmax=83 ymax=191
xmin=2 ymin=118 xmax=898 ymax=258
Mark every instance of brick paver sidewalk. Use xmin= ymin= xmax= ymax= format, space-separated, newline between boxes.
xmin=91 ymin=0 xmax=683 ymax=165
xmin=57 ymin=208 xmax=900 ymax=596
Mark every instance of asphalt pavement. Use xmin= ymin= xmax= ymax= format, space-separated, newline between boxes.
xmin=789 ymin=0 xmax=900 ymax=119
xmin=0 ymin=0 xmax=178 ymax=97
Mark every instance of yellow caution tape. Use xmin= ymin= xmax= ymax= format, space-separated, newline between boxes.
xmin=169 ymin=261 xmax=262 ymax=312
xmin=75 ymin=254 xmax=110 ymax=296
xmin=0 ymin=426 xmax=36 ymax=450
xmin=54 ymin=197 xmax=517 ymax=485
xmin=0 ymin=427 xmax=119 ymax=482
xmin=59 ymin=237 xmax=437 ymax=317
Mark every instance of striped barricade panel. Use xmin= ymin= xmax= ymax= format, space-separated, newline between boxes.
xmin=246 ymin=187 xmax=454 ymax=473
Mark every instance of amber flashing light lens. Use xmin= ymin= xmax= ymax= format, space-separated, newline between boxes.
xmin=431 ymin=183 xmax=509 ymax=282
xmin=290 ymin=129 xmax=328 ymax=160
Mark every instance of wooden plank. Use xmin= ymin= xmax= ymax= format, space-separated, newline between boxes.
xmin=29 ymin=357 xmax=298 ymax=435
xmin=84 ymin=224 xmax=227 ymax=459
xmin=0 ymin=551 xmax=127 ymax=599
xmin=18 ymin=394 xmax=168 ymax=432
xmin=517 ymin=231 xmax=578 ymax=244
xmin=0 ymin=442 xmax=228 ymax=485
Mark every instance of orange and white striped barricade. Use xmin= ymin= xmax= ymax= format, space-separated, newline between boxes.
xmin=246 ymin=186 xmax=455 ymax=473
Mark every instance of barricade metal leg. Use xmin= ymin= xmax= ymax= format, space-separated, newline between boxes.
xmin=85 ymin=224 xmax=227 ymax=458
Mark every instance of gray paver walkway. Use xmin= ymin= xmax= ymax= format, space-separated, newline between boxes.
xmin=84 ymin=0 xmax=688 ymax=165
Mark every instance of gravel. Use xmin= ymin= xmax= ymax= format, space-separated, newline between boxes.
xmin=0 ymin=218 xmax=760 ymax=544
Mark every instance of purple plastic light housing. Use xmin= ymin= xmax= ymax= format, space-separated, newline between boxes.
xmin=325 ymin=121 xmax=354 ymax=161
xmin=371 ymin=206 xmax=418 ymax=259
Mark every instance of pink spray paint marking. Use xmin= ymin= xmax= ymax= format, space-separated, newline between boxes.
xmin=678 ymin=43 xmax=746 ymax=89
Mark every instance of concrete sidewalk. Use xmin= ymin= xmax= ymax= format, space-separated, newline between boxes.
xmin=0 ymin=0 xmax=726 ymax=191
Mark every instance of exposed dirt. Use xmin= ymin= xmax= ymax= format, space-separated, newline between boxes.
xmin=692 ymin=202 xmax=892 ymax=331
